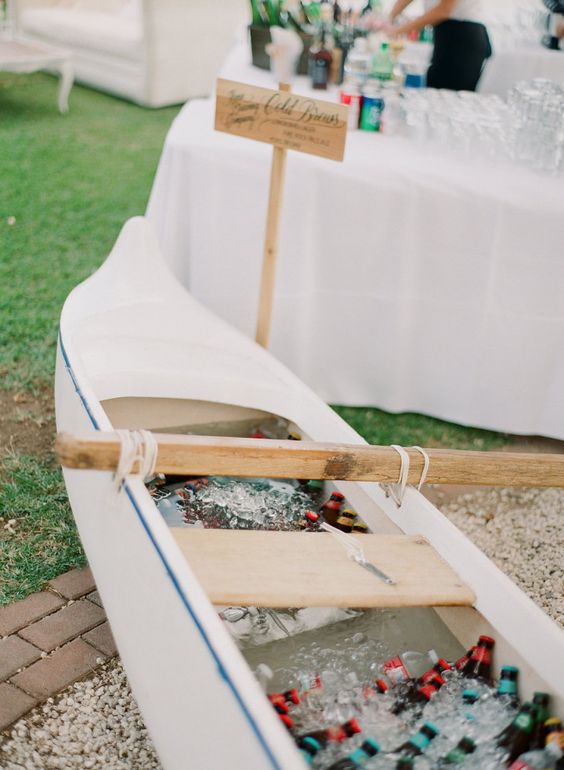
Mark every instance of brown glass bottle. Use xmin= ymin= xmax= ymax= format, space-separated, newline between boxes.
xmin=531 ymin=692 xmax=551 ymax=749
xmin=496 ymin=701 xmax=537 ymax=765
xmin=296 ymin=718 xmax=361 ymax=750
xmin=310 ymin=27 xmax=333 ymax=90
xmin=391 ymin=676 xmax=443 ymax=715
xmin=320 ymin=491 xmax=345 ymax=526
xmin=461 ymin=635 xmax=495 ymax=683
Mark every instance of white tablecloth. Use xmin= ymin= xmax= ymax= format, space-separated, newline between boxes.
xmin=480 ymin=45 xmax=564 ymax=95
xmin=147 ymin=50 xmax=564 ymax=440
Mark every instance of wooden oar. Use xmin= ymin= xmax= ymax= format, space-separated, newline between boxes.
xmin=55 ymin=432 xmax=564 ymax=488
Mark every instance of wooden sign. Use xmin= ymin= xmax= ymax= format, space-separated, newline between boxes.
xmin=215 ymin=78 xmax=348 ymax=162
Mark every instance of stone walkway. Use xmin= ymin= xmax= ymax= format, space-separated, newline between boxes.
xmin=0 ymin=567 xmax=117 ymax=732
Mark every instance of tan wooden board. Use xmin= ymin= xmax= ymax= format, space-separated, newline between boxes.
xmin=214 ymin=78 xmax=348 ymax=161
xmin=170 ymin=530 xmax=476 ymax=609
xmin=57 ymin=432 xmax=564 ymax=488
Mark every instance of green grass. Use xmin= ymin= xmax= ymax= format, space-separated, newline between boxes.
xmin=332 ymin=406 xmax=508 ymax=451
xmin=0 ymin=74 xmax=180 ymax=391
xmin=0 ymin=453 xmax=85 ymax=605
xmin=0 ymin=73 xmax=510 ymax=607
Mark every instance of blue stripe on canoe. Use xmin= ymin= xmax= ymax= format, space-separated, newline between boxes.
xmin=58 ymin=331 xmax=284 ymax=770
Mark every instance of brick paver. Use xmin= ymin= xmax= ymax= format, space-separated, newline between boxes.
xmin=0 ymin=636 xmax=42 ymax=682
xmin=82 ymin=621 xmax=117 ymax=658
xmin=48 ymin=567 xmax=95 ymax=600
xmin=11 ymin=638 xmax=105 ymax=699
xmin=0 ymin=592 xmax=65 ymax=637
xmin=19 ymin=600 xmax=105 ymax=653
xmin=0 ymin=682 xmax=37 ymax=732
xmin=87 ymin=590 xmax=103 ymax=608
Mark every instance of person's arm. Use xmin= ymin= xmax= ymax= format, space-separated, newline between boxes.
xmin=389 ymin=0 xmax=414 ymax=21
xmin=388 ymin=0 xmax=456 ymax=36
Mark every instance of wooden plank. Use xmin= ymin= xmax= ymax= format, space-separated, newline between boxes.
xmin=56 ymin=432 xmax=564 ymax=488
xmin=214 ymin=78 xmax=348 ymax=162
xmin=256 ymin=82 xmax=290 ymax=348
xmin=170 ymin=530 xmax=476 ymax=609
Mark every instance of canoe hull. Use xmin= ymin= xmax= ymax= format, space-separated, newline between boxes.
xmin=55 ymin=217 xmax=564 ymax=769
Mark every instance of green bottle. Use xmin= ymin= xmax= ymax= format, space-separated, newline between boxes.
xmin=372 ymin=41 xmax=394 ymax=82
xmin=438 ymin=736 xmax=476 ymax=766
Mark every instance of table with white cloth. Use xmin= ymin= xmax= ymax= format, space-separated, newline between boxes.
xmin=147 ymin=50 xmax=564 ymax=441
xmin=479 ymin=45 xmax=564 ymax=96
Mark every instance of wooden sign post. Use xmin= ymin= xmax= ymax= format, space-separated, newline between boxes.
xmin=215 ymin=78 xmax=348 ymax=347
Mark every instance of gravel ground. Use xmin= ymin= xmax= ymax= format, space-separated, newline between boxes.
xmin=1 ymin=486 xmax=562 ymax=768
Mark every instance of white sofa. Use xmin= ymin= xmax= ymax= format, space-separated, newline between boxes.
xmin=13 ymin=0 xmax=248 ymax=107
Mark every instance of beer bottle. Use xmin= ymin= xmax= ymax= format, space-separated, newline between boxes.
xmin=298 ymin=510 xmax=321 ymax=530
xmin=300 ymin=736 xmax=322 ymax=765
xmin=454 ymin=646 xmax=475 ymax=671
xmin=395 ymin=722 xmax=440 ymax=757
xmin=418 ymin=658 xmax=452 ymax=685
xmin=391 ymin=675 xmax=443 ymax=715
xmin=296 ymin=719 xmax=361 ymax=750
xmin=268 ymin=688 xmax=300 ymax=707
xmin=320 ymin=491 xmax=345 ymax=526
xmin=352 ymin=520 xmax=369 ymax=534
xmin=305 ymin=479 xmax=324 ymax=504
xmin=461 ymin=635 xmax=495 ymax=683
xmin=438 ymin=736 xmax=476 ymax=766
xmin=335 ymin=509 xmax=357 ymax=532
xmin=496 ymin=701 xmax=537 ymax=764
xmin=495 ymin=665 xmax=520 ymax=708
xmin=544 ymin=718 xmax=564 ymax=748
xmin=508 ymin=740 xmax=563 ymax=770
xmin=531 ymin=693 xmax=551 ymax=749
xmin=326 ymin=738 xmax=381 ymax=769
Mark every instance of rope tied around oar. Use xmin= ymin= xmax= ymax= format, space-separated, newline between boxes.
xmin=320 ymin=522 xmax=395 ymax=585
xmin=114 ymin=429 xmax=158 ymax=491
xmin=381 ymin=445 xmax=431 ymax=506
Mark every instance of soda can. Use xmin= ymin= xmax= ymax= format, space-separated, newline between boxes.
xmin=340 ymin=85 xmax=362 ymax=130
xmin=360 ymin=93 xmax=384 ymax=132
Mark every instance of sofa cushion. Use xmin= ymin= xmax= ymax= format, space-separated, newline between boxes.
xmin=20 ymin=6 xmax=143 ymax=62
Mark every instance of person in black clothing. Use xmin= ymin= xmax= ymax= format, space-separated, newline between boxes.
xmin=388 ymin=0 xmax=492 ymax=92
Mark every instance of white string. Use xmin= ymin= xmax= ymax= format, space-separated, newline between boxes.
xmin=114 ymin=429 xmax=158 ymax=491
xmin=320 ymin=521 xmax=366 ymax=563
xmin=320 ymin=521 xmax=395 ymax=584
xmin=382 ymin=444 xmax=411 ymax=507
xmin=411 ymin=445 xmax=430 ymax=491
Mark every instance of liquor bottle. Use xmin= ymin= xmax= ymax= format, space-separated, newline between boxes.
xmin=496 ymin=702 xmax=537 ymax=765
xmin=296 ymin=719 xmax=361 ymax=750
xmin=531 ymin=693 xmax=551 ymax=749
xmin=372 ymin=41 xmax=394 ymax=82
xmin=495 ymin=665 xmax=520 ymax=708
xmin=508 ymin=740 xmax=563 ymax=770
xmin=326 ymin=738 xmax=381 ymax=769
xmin=461 ymin=635 xmax=495 ymax=683
xmin=391 ymin=675 xmax=443 ymax=715
xmin=438 ymin=736 xmax=476 ymax=766
xmin=395 ymin=722 xmax=440 ymax=757
xmin=320 ymin=491 xmax=345 ymax=525
xmin=310 ymin=26 xmax=333 ymax=90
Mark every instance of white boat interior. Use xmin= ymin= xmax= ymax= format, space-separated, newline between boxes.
xmin=55 ymin=218 xmax=564 ymax=770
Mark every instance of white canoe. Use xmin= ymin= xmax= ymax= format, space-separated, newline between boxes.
xmin=55 ymin=217 xmax=564 ymax=770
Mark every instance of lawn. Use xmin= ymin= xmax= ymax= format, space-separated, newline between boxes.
xmin=0 ymin=73 xmax=507 ymax=606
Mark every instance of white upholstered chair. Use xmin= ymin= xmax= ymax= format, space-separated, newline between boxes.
xmin=12 ymin=0 xmax=248 ymax=107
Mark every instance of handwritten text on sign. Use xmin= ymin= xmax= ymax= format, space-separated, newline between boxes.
xmin=214 ymin=79 xmax=348 ymax=162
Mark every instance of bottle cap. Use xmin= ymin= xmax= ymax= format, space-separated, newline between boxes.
xmin=459 ymin=736 xmax=476 ymax=753
xmin=478 ymin=635 xmax=495 ymax=646
xmin=287 ymin=688 xmax=300 ymax=705
xmin=501 ymin=665 xmax=519 ymax=675
xmin=423 ymin=722 xmax=440 ymax=737
xmin=279 ymin=714 xmax=293 ymax=729
xmin=342 ymin=509 xmax=357 ymax=519
xmin=375 ymin=678 xmax=388 ymax=693
xmin=331 ymin=492 xmax=345 ymax=501
xmin=362 ymin=737 xmax=380 ymax=756
xmin=344 ymin=718 xmax=361 ymax=736
xmin=307 ymin=479 xmax=323 ymax=489
xmin=533 ymin=692 xmax=550 ymax=706
xmin=305 ymin=510 xmax=320 ymax=523
xmin=300 ymin=737 xmax=322 ymax=756
xmin=463 ymin=689 xmax=479 ymax=703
